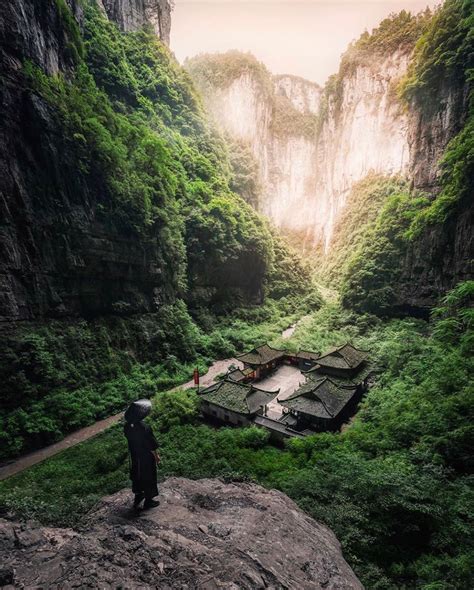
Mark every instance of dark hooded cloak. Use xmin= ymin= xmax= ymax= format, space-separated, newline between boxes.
xmin=124 ymin=420 xmax=159 ymax=499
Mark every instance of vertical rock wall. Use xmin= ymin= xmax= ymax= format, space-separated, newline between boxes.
xmin=99 ymin=0 xmax=171 ymax=43
xmin=190 ymin=50 xmax=412 ymax=249
xmin=315 ymin=50 xmax=411 ymax=248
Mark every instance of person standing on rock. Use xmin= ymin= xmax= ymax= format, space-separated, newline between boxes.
xmin=124 ymin=399 xmax=161 ymax=510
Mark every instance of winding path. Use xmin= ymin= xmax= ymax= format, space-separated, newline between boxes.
xmin=0 ymin=318 xmax=305 ymax=482
xmin=0 ymin=357 xmax=242 ymax=482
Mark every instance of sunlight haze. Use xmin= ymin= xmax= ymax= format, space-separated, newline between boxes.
xmin=172 ymin=0 xmax=440 ymax=84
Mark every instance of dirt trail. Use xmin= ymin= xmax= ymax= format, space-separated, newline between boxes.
xmin=0 ymin=316 xmax=309 ymax=482
xmin=0 ymin=357 xmax=241 ymax=482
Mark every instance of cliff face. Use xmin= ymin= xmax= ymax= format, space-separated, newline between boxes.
xmin=274 ymin=74 xmax=322 ymax=114
xmin=0 ymin=478 xmax=362 ymax=589
xmin=99 ymin=0 xmax=171 ymax=43
xmin=190 ymin=59 xmax=323 ymax=241
xmin=188 ymin=50 xmax=412 ymax=249
xmin=0 ymin=0 xmax=171 ymax=322
xmin=397 ymin=79 xmax=473 ymax=311
xmin=316 ymin=50 xmax=411 ymax=248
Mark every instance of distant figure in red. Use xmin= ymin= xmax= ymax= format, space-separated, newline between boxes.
xmin=124 ymin=399 xmax=161 ymax=510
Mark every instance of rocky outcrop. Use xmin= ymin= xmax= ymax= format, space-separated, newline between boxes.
xmin=99 ymin=0 xmax=171 ymax=43
xmin=0 ymin=478 xmax=362 ymax=589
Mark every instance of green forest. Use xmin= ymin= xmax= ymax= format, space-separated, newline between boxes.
xmin=0 ymin=1 xmax=472 ymax=589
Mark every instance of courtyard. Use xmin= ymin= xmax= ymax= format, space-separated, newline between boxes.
xmin=252 ymin=364 xmax=305 ymax=419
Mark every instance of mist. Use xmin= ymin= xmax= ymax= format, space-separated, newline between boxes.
xmin=172 ymin=0 xmax=440 ymax=84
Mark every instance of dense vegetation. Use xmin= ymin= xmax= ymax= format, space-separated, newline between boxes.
xmin=337 ymin=181 xmax=429 ymax=315
xmin=1 ymin=283 xmax=472 ymax=589
xmin=184 ymin=50 xmax=273 ymax=97
xmin=226 ymin=137 xmax=262 ymax=208
xmin=320 ymin=175 xmax=410 ymax=287
xmin=0 ymin=1 xmax=317 ymax=460
xmin=401 ymin=0 xmax=473 ymax=236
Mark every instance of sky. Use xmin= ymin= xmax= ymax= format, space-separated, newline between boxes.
xmin=171 ymin=0 xmax=440 ymax=85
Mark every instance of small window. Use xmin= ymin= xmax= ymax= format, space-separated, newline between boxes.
xmin=211 ymin=410 xmax=217 ymax=416
xmin=224 ymin=414 xmax=230 ymax=421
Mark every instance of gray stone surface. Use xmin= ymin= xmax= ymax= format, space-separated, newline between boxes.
xmin=100 ymin=0 xmax=172 ymax=44
xmin=0 ymin=478 xmax=363 ymax=589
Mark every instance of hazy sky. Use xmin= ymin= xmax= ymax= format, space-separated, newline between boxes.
xmin=171 ymin=1 xmax=440 ymax=85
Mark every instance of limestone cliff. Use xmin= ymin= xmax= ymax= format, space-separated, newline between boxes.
xmin=0 ymin=0 xmax=171 ymax=322
xmin=397 ymin=70 xmax=472 ymax=310
xmin=187 ymin=54 xmax=323 ymax=242
xmin=274 ymin=74 xmax=322 ymax=115
xmin=0 ymin=478 xmax=362 ymax=589
xmin=315 ymin=50 xmax=411 ymax=248
xmin=98 ymin=0 xmax=171 ymax=43
xmin=187 ymin=49 xmax=412 ymax=249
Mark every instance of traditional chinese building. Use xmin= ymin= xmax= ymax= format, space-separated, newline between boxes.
xmin=278 ymin=377 xmax=361 ymax=432
xmin=226 ymin=367 xmax=254 ymax=383
xmin=237 ymin=344 xmax=286 ymax=379
xmin=199 ymin=379 xmax=278 ymax=427
xmin=306 ymin=343 xmax=369 ymax=380
xmin=288 ymin=350 xmax=320 ymax=371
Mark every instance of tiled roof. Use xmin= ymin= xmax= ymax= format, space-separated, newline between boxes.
xmin=200 ymin=380 xmax=277 ymax=415
xmin=254 ymin=415 xmax=305 ymax=438
xmin=315 ymin=343 xmax=368 ymax=370
xmin=306 ymin=372 xmax=356 ymax=388
xmin=278 ymin=377 xmax=356 ymax=419
xmin=227 ymin=369 xmax=247 ymax=382
xmin=237 ymin=344 xmax=286 ymax=366
xmin=295 ymin=350 xmax=320 ymax=361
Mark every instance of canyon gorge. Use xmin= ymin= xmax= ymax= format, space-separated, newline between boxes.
xmin=186 ymin=10 xmax=472 ymax=309
xmin=0 ymin=2 xmax=472 ymax=588
xmin=187 ymin=49 xmax=411 ymax=250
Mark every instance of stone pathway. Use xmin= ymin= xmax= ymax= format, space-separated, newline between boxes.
xmin=280 ymin=315 xmax=311 ymax=340
xmin=0 ymin=414 xmax=123 ymax=482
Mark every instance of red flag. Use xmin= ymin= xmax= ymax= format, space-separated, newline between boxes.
xmin=193 ymin=368 xmax=200 ymax=386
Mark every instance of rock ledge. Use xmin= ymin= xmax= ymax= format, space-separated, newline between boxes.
xmin=0 ymin=477 xmax=362 ymax=589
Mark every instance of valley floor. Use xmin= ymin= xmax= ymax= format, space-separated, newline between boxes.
xmin=0 ymin=322 xmax=303 ymax=481
xmin=0 ymin=295 xmax=472 ymax=590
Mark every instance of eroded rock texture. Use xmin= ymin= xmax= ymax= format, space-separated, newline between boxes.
xmin=99 ymin=0 xmax=171 ymax=43
xmin=0 ymin=478 xmax=362 ymax=589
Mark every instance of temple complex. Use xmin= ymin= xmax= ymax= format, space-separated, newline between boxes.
xmin=198 ymin=342 xmax=372 ymax=439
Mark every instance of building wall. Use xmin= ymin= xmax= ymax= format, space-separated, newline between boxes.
xmin=201 ymin=402 xmax=252 ymax=427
